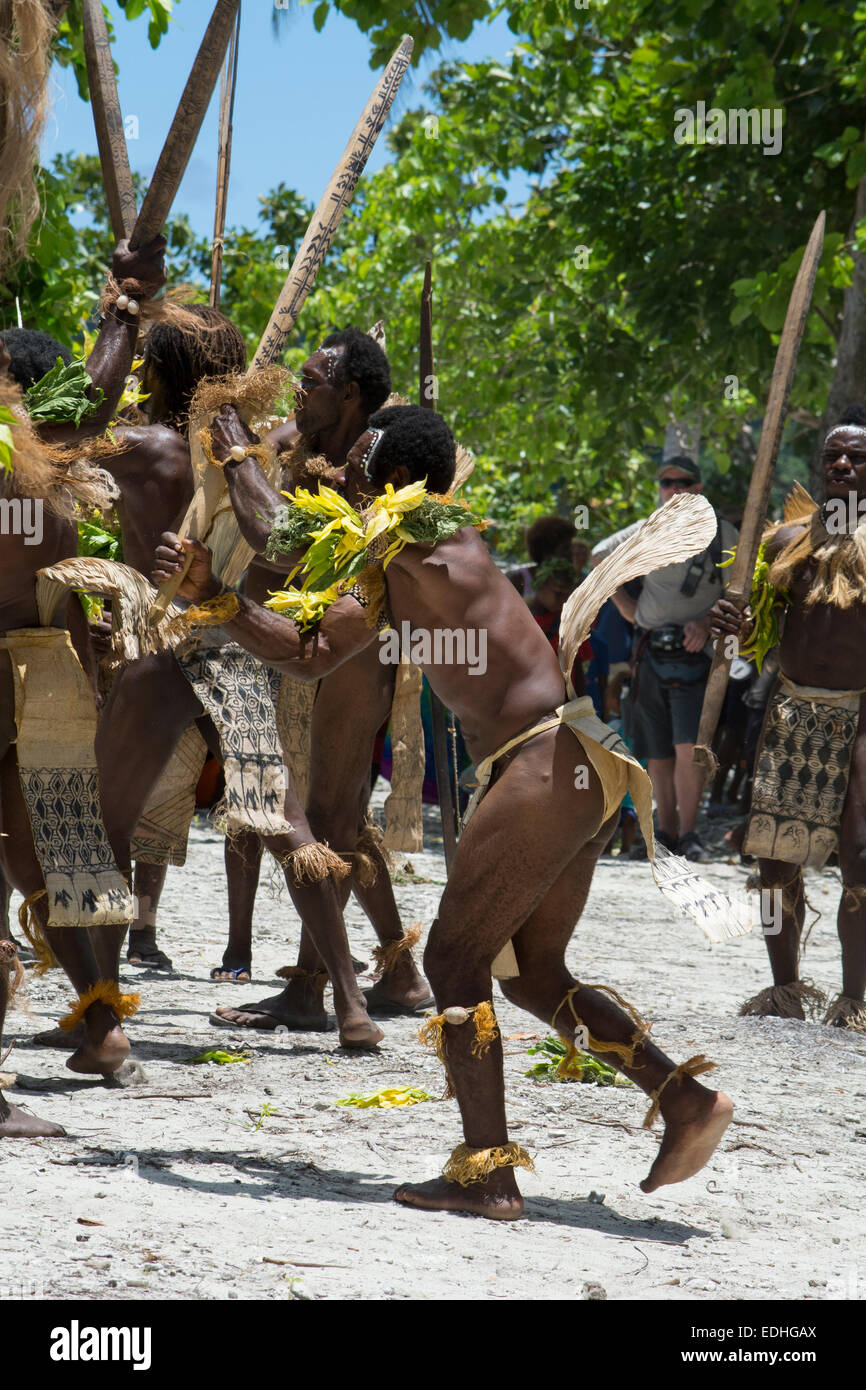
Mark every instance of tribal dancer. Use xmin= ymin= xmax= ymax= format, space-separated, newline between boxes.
xmin=92 ymin=332 xmax=390 ymax=1048
xmin=210 ymin=328 xmax=432 ymax=1023
xmin=0 ymin=236 xmax=165 ymax=1086
xmin=88 ymin=301 xmax=247 ymax=973
xmin=154 ymin=404 xmax=732 ymax=1218
xmin=711 ymin=406 xmax=866 ymax=1031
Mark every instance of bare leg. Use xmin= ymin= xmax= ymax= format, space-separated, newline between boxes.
xmin=128 ymin=861 xmax=173 ymax=970
xmin=212 ymin=809 xmax=383 ymax=1047
xmin=736 ymin=859 xmax=813 ymax=1019
xmin=673 ymin=741 xmax=704 ymax=837
xmin=832 ymin=716 xmax=866 ymax=1021
xmin=648 ymin=756 xmax=677 ymax=839
xmin=212 ymin=830 xmax=261 ymax=981
xmin=0 ymin=941 xmax=65 ymax=1137
xmin=394 ymin=729 xmax=730 ymax=1219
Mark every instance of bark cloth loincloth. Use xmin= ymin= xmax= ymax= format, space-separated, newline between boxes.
xmin=171 ymin=628 xmax=295 ymax=841
xmin=465 ymin=694 xmax=754 ymax=975
xmin=744 ymin=673 xmax=864 ymax=868
xmin=0 ymin=629 xmax=131 ymax=927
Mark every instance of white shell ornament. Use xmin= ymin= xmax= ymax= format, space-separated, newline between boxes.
xmin=229 ymin=445 xmax=247 ymax=462
xmin=443 ymin=1006 xmax=470 ymax=1026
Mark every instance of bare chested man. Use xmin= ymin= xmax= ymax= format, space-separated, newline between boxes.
xmin=113 ymin=323 xmax=429 ymax=1019
xmin=154 ymin=403 xmax=732 ymax=1218
xmin=210 ymin=329 xmax=431 ymax=1023
xmin=0 ymin=237 xmax=167 ymax=1099
xmin=711 ymin=405 xmax=866 ymax=1032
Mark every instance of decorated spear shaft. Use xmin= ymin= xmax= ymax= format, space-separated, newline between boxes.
xmin=693 ymin=210 xmax=825 ymax=777
xmin=130 ymin=0 xmax=240 ymax=249
xmin=150 ymin=33 xmax=414 ymax=618
xmin=82 ymin=0 xmax=136 ymax=241
xmin=252 ymin=33 xmax=413 ymax=368
xmin=209 ymin=2 xmax=241 ymax=308
xmin=419 ymin=260 xmax=459 ymax=868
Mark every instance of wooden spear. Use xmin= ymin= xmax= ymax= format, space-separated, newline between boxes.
xmin=82 ymin=0 xmax=136 ymax=240
xmin=209 ymin=1 xmax=241 ymax=308
xmin=419 ymin=260 xmax=459 ymax=869
xmin=129 ymin=0 xmax=240 ymax=250
xmin=693 ymin=211 xmax=825 ymax=778
xmin=149 ymin=33 xmax=414 ymax=618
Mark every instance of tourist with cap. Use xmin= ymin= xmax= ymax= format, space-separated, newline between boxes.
xmin=590 ymin=457 xmax=738 ymax=862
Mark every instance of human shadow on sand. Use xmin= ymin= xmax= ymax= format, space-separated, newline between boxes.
xmin=104 ymin=1152 xmax=709 ymax=1240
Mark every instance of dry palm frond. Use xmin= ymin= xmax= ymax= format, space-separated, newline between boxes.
xmin=783 ymin=481 xmax=819 ymax=524
xmin=559 ymin=493 xmax=717 ymax=678
xmin=36 ymin=557 xmax=184 ymax=664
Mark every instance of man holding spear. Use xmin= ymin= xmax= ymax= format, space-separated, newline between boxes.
xmin=710 ymin=405 xmax=866 ymax=1031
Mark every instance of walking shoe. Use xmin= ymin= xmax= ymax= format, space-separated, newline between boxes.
xmin=678 ymin=831 xmax=710 ymax=862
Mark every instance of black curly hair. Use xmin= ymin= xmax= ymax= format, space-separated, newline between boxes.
xmin=321 ymin=326 xmax=391 ymax=413
xmin=526 ymin=514 xmax=576 ymax=563
xmin=143 ymin=305 xmax=247 ymax=431
xmin=0 ymin=327 xmax=72 ymax=389
xmin=366 ymin=404 xmax=456 ymax=494
xmin=832 ymin=404 xmax=866 ymax=431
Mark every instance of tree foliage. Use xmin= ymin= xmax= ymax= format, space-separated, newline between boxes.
xmin=7 ymin=1 xmax=866 ymax=550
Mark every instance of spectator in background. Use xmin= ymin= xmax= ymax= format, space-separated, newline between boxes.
xmin=507 ymin=514 xmax=586 ymax=601
xmin=591 ymin=457 xmax=738 ymax=862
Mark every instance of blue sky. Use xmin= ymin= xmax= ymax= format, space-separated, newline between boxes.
xmin=42 ymin=1 xmax=521 ymax=239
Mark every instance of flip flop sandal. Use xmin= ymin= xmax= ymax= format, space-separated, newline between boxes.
xmin=209 ymin=966 xmax=252 ymax=982
xmin=208 ymin=1009 xmax=283 ymax=1031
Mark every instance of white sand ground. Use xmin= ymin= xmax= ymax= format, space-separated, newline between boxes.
xmin=1 ymin=804 xmax=863 ymax=1302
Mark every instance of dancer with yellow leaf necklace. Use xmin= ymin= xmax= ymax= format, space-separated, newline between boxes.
xmin=154 ymin=403 xmax=733 ymax=1220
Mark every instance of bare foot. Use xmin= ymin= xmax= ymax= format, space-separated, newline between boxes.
xmin=212 ymin=987 xmax=329 ymax=1033
xmin=209 ymin=964 xmax=252 ymax=984
xmin=0 ymin=1097 xmax=66 ymax=1138
xmin=364 ymin=957 xmax=434 ymax=1016
xmin=31 ymin=1023 xmax=85 ymax=1049
xmin=641 ymin=1089 xmax=733 ymax=1193
xmin=338 ymin=1010 xmax=384 ymax=1050
xmin=66 ymin=1003 xmax=130 ymax=1076
xmin=394 ymin=1168 xmax=524 ymax=1220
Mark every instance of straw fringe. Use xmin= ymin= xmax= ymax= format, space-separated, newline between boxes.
xmin=418 ymin=1000 xmax=499 ymax=1098
xmin=166 ymin=591 xmax=240 ymax=642
xmin=371 ymin=923 xmax=421 ymax=976
xmin=17 ymin=888 xmax=56 ymax=975
xmin=283 ymin=841 xmax=351 ymax=885
xmin=442 ymin=1142 xmax=535 ymax=1186
xmin=0 ymin=377 xmax=119 ymax=519
xmin=822 ymin=994 xmax=866 ymax=1033
xmin=766 ymin=509 xmax=866 ymax=611
xmin=0 ymin=0 xmax=54 ymax=273
xmin=275 ymin=965 xmax=329 ymax=990
xmin=59 ymin=980 xmax=140 ymax=1034
xmin=0 ymin=938 xmax=25 ymax=1000
xmin=739 ymin=979 xmax=826 ymax=1020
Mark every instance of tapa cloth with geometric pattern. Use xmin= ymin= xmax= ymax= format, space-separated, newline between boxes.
xmin=744 ymin=673 xmax=865 ymax=867
xmin=0 ymin=628 xmax=132 ymax=927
